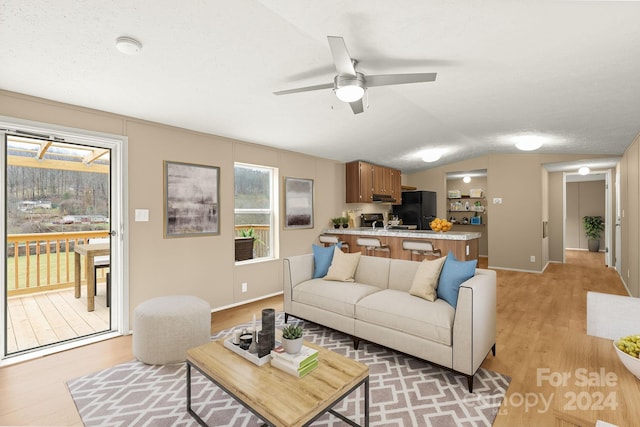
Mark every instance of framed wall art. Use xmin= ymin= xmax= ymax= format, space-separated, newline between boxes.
xmin=164 ymin=161 xmax=220 ymax=238
xmin=284 ymin=177 xmax=314 ymax=229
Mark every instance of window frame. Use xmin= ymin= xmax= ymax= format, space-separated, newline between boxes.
xmin=233 ymin=162 xmax=279 ymax=263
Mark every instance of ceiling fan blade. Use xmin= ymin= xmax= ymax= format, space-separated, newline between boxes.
xmin=349 ymin=99 xmax=364 ymax=115
xmin=365 ymin=72 xmax=437 ymax=88
xmin=273 ymin=82 xmax=334 ymax=96
xmin=327 ymin=36 xmax=356 ymax=76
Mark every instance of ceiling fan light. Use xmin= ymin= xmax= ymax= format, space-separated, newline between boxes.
xmin=335 ymin=85 xmax=364 ymax=103
xmin=334 ymin=73 xmax=365 ymax=103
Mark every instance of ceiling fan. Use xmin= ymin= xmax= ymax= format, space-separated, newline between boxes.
xmin=273 ymin=36 xmax=437 ymax=114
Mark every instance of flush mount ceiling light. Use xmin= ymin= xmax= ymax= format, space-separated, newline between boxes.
xmin=463 ymin=176 xmax=471 ymax=183
xmin=514 ymin=134 xmax=544 ymax=151
xmin=334 ymin=73 xmax=366 ymax=103
xmin=578 ymin=166 xmax=590 ymax=175
xmin=116 ymin=36 xmax=142 ymax=55
xmin=421 ymin=149 xmax=444 ymax=163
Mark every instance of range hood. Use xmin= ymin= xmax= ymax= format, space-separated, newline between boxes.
xmin=372 ymin=193 xmax=396 ymax=203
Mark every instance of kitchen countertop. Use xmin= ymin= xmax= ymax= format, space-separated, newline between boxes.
xmin=324 ymin=227 xmax=481 ymax=241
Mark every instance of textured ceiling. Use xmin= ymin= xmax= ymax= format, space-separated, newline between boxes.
xmin=1 ymin=1 xmax=639 ymax=172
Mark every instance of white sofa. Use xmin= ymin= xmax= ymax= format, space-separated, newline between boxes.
xmin=283 ymin=253 xmax=496 ymax=392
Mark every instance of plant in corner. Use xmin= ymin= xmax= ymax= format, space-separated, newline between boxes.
xmin=281 ymin=324 xmax=304 ymax=354
xmin=583 ymin=215 xmax=605 ymax=252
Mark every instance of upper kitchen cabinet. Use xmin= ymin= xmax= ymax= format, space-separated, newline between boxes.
xmin=346 ymin=161 xmax=401 ymax=204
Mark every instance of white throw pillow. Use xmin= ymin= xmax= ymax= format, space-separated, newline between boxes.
xmin=409 ymin=256 xmax=447 ymax=301
xmin=324 ymin=246 xmax=361 ymax=282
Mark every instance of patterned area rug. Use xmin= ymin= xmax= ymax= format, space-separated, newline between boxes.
xmin=68 ymin=314 xmax=510 ymax=426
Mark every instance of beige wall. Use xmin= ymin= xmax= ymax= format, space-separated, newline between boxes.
xmin=0 ymin=90 xmax=346 ymax=318
xmin=565 ymin=181 xmax=605 ymax=250
xmin=620 ymin=135 xmax=640 ymax=297
xmin=406 ymin=153 xmax=610 ymax=272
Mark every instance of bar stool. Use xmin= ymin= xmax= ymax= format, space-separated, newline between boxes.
xmin=319 ymin=234 xmax=349 ymax=252
xmin=402 ymin=240 xmax=442 ymax=261
xmin=356 ymin=237 xmax=390 ymax=257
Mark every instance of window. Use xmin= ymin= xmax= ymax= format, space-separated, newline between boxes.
xmin=234 ymin=163 xmax=278 ymax=261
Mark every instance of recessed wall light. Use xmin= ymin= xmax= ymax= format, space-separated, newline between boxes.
xmin=578 ymin=166 xmax=590 ymax=175
xmin=116 ymin=36 xmax=142 ymax=55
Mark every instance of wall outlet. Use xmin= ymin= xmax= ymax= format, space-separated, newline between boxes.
xmin=530 ymin=255 xmax=536 ymax=262
xmin=241 ymin=282 xmax=247 ymax=293
xmin=493 ymin=198 xmax=502 ymax=204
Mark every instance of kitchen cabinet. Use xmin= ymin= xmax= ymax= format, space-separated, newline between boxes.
xmin=346 ymin=161 xmax=401 ymax=204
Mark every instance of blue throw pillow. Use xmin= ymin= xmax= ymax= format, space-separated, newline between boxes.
xmin=437 ymin=251 xmax=477 ymax=308
xmin=312 ymin=243 xmax=342 ymax=278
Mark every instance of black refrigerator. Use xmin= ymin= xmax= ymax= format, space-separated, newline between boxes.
xmin=392 ymin=191 xmax=437 ymax=230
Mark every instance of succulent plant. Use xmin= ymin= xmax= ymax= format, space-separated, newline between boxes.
xmin=282 ymin=324 xmax=304 ymax=340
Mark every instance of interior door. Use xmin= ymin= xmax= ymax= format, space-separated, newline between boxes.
xmin=1 ymin=120 xmax=125 ymax=360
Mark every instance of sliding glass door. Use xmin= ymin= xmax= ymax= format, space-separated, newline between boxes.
xmin=1 ymin=120 xmax=125 ymax=359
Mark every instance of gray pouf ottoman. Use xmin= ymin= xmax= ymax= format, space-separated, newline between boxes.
xmin=133 ymin=295 xmax=211 ymax=365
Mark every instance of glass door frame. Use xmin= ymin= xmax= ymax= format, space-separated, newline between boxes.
xmin=0 ymin=116 xmax=129 ymax=364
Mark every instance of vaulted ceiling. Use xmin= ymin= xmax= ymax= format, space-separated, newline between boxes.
xmin=1 ymin=1 xmax=639 ymax=172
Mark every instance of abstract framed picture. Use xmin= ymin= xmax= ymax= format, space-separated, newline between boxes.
xmin=164 ymin=161 xmax=220 ymax=238
xmin=284 ymin=177 xmax=314 ymax=229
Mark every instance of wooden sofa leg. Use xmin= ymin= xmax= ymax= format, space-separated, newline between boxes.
xmin=492 ymin=343 xmax=496 ymax=356
xmin=467 ymin=375 xmax=474 ymax=393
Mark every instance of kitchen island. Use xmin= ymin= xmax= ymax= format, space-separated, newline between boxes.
xmin=323 ymin=228 xmax=480 ymax=261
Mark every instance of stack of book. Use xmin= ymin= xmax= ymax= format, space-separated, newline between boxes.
xmin=270 ymin=345 xmax=319 ymax=377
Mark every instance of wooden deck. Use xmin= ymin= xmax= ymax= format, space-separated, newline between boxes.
xmin=6 ymin=283 xmax=110 ymax=354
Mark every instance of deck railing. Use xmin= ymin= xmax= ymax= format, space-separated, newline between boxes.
xmin=7 ymin=225 xmax=272 ymax=296
xmin=6 ymin=230 xmax=110 ymax=296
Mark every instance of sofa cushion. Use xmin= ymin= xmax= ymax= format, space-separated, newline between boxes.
xmin=312 ymin=243 xmax=341 ymax=278
xmin=355 ymin=289 xmax=455 ymax=346
xmin=325 ymin=247 xmax=361 ymax=282
xmin=293 ymin=279 xmax=382 ymax=317
xmin=409 ymin=256 xmax=446 ymax=301
xmin=437 ymin=252 xmax=477 ymax=308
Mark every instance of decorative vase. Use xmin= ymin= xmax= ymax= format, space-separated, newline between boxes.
xmin=282 ymin=337 xmax=303 ymax=354
xmin=333 ymin=224 xmax=340 ymax=229
xmin=342 ymin=223 xmax=348 ymax=228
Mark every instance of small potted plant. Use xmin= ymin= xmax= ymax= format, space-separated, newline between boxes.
xmin=281 ymin=324 xmax=304 ymax=354
xmin=331 ymin=217 xmax=342 ymax=229
xmin=583 ymin=215 xmax=605 ymax=252
xmin=340 ymin=216 xmax=349 ymax=228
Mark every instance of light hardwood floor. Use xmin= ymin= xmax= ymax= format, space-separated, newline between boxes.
xmin=0 ymin=251 xmax=629 ymax=426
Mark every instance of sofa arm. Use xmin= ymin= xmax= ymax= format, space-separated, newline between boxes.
xmin=452 ymin=268 xmax=497 ymax=376
xmin=283 ymin=254 xmax=315 ymax=312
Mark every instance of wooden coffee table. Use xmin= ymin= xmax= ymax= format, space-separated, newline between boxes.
xmin=186 ymin=339 xmax=369 ymax=427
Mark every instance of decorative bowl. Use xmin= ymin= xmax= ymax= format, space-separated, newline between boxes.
xmin=613 ymin=341 xmax=640 ymax=379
